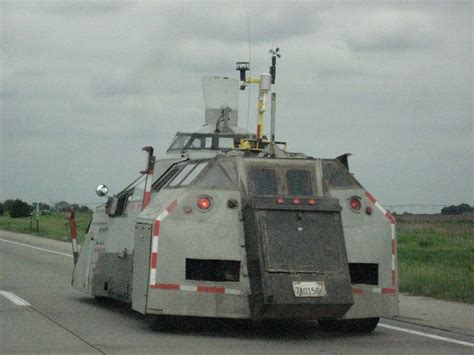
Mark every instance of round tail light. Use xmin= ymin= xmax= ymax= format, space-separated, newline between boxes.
xmin=293 ymin=198 xmax=301 ymax=205
xmin=349 ymin=197 xmax=361 ymax=212
xmin=277 ymin=197 xmax=285 ymax=205
xmin=308 ymin=198 xmax=317 ymax=205
xmin=197 ymin=196 xmax=212 ymax=211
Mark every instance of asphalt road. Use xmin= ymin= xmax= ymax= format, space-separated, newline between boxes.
xmin=1 ymin=231 xmax=473 ymax=354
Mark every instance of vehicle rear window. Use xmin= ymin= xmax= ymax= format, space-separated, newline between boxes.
xmin=322 ymin=160 xmax=361 ymax=189
xmin=249 ymin=168 xmax=278 ymax=195
xmin=286 ymin=170 xmax=313 ymax=196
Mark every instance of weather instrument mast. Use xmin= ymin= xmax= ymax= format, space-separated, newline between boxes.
xmin=236 ymin=48 xmax=281 ymax=150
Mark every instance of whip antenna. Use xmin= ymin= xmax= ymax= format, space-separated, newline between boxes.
xmin=246 ymin=12 xmax=251 ymax=130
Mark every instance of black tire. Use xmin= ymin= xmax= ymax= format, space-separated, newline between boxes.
xmin=94 ymin=295 xmax=109 ymax=305
xmin=148 ymin=315 xmax=177 ymax=332
xmin=319 ymin=317 xmax=379 ymax=333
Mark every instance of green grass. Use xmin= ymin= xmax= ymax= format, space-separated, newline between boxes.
xmin=0 ymin=212 xmax=92 ymax=243
xmin=397 ymin=219 xmax=474 ymax=304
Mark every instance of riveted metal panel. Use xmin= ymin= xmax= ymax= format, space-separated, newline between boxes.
xmin=242 ymin=196 xmax=353 ymax=320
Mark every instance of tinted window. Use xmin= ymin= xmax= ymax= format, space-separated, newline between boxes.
xmin=286 ymin=170 xmax=313 ymax=196
xmin=219 ymin=137 xmax=235 ymax=148
xmin=168 ymin=134 xmax=191 ymax=151
xmin=249 ymin=168 xmax=278 ymax=195
xmin=168 ymin=162 xmax=209 ymax=187
xmin=322 ymin=160 xmax=361 ymax=189
xmin=152 ymin=164 xmax=184 ymax=192
xmin=169 ymin=163 xmax=197 ymax=187
xmin=180 ymin=162 xmax=207 ymax=185
xmin=189 ymin=136 xmax=212 ymax=149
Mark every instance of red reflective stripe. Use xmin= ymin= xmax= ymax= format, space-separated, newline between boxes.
xmin=386 ymin=212 xmax=396 ymax=224
xmin=152 ymin=283 xmax=180 ymax=290
xmin=150 ymin=253 xmax=158 ymax=268
xmin=197 ymin=286 xmax=226 ymax=294
xmin=352 ymin=287 xmax=364 ymax=295
xmin=382 ymin=288 xmax=396 ymax=294
xmin=153 ymin=220 xmax=160 ymax=237
xmin=166 ymin=199 xmax=178 ymax=213
xmin=364 ymin=191 xmax=377 ymax=204
xmin=142 ymin=191 xmax=151 ymax=209
xmin=392 ymin=239 xmax=397 ymax=255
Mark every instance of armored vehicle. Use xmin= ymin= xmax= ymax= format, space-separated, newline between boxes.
xmin=71 ymin=51 xmax=398 ymax=332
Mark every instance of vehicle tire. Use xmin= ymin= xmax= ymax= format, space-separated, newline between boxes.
xmin=148 ymin=315 xmax=174 ymax=332
xmin=94 ymin=295 xmax=109 ymax=305
xmin=319 ymin=317 xmax=379 ymax=333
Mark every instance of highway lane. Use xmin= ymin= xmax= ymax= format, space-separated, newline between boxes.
xmin=1 ymin=232 xmax=473 ymax=354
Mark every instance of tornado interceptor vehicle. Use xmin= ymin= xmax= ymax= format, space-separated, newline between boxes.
xmin=72 ymin=51 xmax=398 ymax=332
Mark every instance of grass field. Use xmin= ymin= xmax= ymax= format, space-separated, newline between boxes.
xmin=0 ymin=212 xmax=92 ymax=243
xmin=0 ymin=212 xmax=472 ymax=303
xmin=396 ymin=214 xmax=473 ymax=304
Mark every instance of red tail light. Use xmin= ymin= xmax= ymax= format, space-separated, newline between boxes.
xmin=349 ymin=197 xmax=361 ymax=211
xmin=308 ymin=198 xmax=316 ymax=205
xmin=197 ymin=196 xmax=211 ymax=210
xmin=365 ymin=206 xmax=373 ymax=215
xmin=277 ymin=197 xmax=285 ymax=205
xmin=293 ymin=198 xmax=301 ymax=205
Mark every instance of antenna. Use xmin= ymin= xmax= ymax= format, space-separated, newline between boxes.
xmin=269 ymin=47 xmax=281 ymax=84
xmin=246 ymin=12 xmax=251 ymax=131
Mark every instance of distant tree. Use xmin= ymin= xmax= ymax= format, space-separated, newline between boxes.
xmin=2 ymin=199 xmax=16 ymax=212
xmin=0 ymin=203 xmax=4 ymax=216
xmin=71 ymin=203 xmax=80 ymax=211
xmin=78 ymin=205 xmax=92 ymax=213
xmin=441 ymin=203 xmax=474 ymax=215
xmin=38 ymin=202 xmax=50 ymax=211
xmin=10 ymin=199 xmax=32 ymax=218
xmin=32 ymin=202 xmax=51 ymax=215
xmin=54 ymin=201 xmax=70 ymax=212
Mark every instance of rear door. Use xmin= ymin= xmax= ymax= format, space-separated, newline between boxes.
xmin=131 ymin=223 xmax=152 ymax=314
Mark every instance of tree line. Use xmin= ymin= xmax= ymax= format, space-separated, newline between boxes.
xmin=0 ymin=199 xmax=92 ymax=218
xmin=441 ymin=203 xmax=474 ymax=215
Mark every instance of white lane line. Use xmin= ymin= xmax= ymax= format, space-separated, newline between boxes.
xmin=0 ymin=238 xmax=72 ymax=258
xmin=0 ymin=291 xmax=31 ymax=306
xmin=379 ymin=323 xmax=474 ymax=348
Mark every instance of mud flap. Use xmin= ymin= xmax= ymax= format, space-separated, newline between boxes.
xmin=243 ymin=196 xmax=353 ymax=320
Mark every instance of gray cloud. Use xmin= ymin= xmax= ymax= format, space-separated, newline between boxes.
xmin=342 ymin=9 xmax=439 ymax=51
xmin=0 ymin=2 xmax=471 ymax=211
xmin=162 ymin=3 xmax=319 ymax=43
xmin=37 ymin=1 xmax=126 ymax=16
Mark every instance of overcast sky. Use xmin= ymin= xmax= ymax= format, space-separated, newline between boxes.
xmin=1 ymin=1 xmax=472 ymax=213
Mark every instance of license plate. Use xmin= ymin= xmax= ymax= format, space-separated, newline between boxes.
xmin=292 ymin=281 xmax=327 ymax=297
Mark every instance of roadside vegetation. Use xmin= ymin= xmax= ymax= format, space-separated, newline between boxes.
xmin=396 ymin=214 xmax=473 ymax=304
xmin=0 ymin=212 xmax=92 ymax=243
xmin=0 ymin=199 xmax=93 ymax=243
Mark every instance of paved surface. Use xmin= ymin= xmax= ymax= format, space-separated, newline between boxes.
xmin=1 ymin=230 xmax=473 ymax=354
xmin=396 ymin=294 xmax=474 ymax=337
